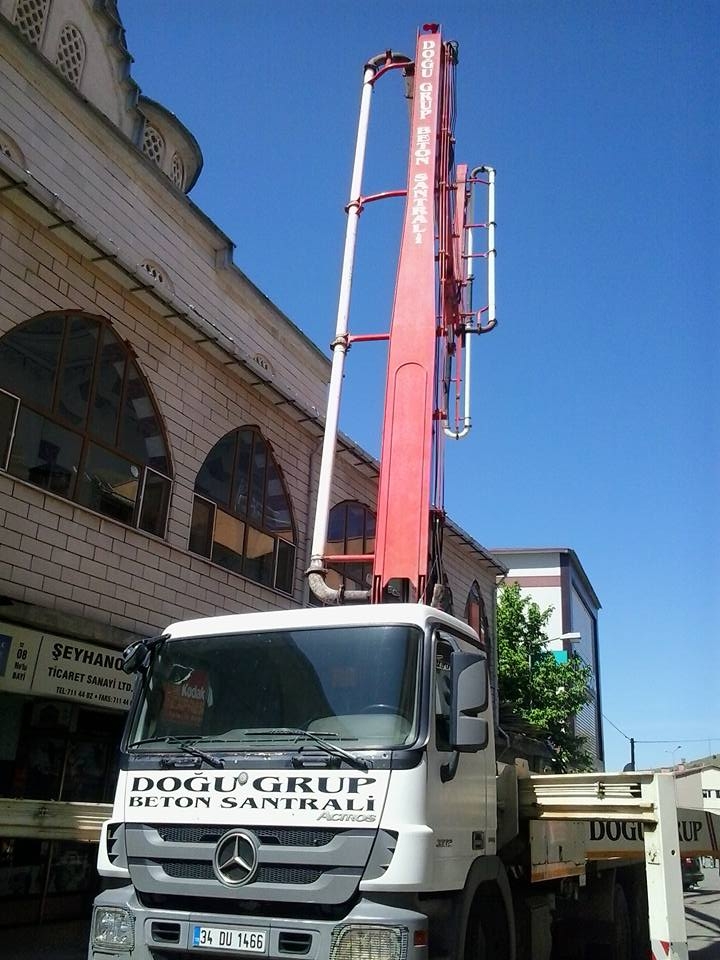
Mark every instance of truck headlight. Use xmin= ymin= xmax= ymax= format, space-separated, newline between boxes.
xmin=92 ymin=906 xmax=135 ymax=950
xmin=330 ymin=924 xmax=408 ymax=960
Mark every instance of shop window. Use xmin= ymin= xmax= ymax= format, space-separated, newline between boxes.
xmin=0 ymin=312 xmax=172 ymax=535
xmin=189 ymin=427 xmax=296 ymax=594
xmin=0 ymin=693 xmax=124 ymax=926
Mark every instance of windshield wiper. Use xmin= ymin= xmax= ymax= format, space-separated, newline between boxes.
xmin=127 ymin=735 xmax=224 ymax=769
xmin=246 ymin=727 xmax=368 ymax=771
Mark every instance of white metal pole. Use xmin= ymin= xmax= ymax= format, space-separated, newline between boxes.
xmin=308 ymin=63 xmax=376 ymax=577
xmin=458 ymin=186 xmax=474 ymax=437
xmin=445 ymin=168 xmax=492 ymax=440
xmin=485 ymin=166 xmax=496 ymax=328
xmin=443 ymin=218 xmax=472 ymax=439
xmin=453 ymin=166 xmax=496 ymax=439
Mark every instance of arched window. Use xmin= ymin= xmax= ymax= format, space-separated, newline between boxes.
xmin=189 ymin=427 xmax=296 ymax=595
xmin=0 ymin=312 xmax=172 ymax=534
xmin=316 ymin=500 xmax=375 ymax=600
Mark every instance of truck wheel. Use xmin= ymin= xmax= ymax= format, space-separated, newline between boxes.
xmin=585 ymin=884 xmax=632 ymax=960
xmin=464 ymin=911 xmax=487 ymax=960
xmin=609 ymin=885 xmax=632 ymax=960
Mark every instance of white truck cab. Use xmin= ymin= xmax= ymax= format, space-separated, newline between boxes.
xmin=89 ymin=604 xmax=498 ymax=960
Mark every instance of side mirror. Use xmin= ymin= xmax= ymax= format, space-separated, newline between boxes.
xmin=121 ymin=633 xmax=169 ymax=675
xmin=450 ymin=651 xmax=489 ymax=752
xmin=122 ymin=640 xmax=148 ymax=675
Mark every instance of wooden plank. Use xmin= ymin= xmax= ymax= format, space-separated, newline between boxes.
xmin=0 ymin=799 xmax=112 ymax=842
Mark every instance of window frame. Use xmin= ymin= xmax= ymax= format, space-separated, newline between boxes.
xmin=0 ymin=388 xmax=20 ymax=473
xmin=189 ymin=427 xmax=297 ymax=596
xmin=0 ymin=311 xmax=173 ymax=537
xmin=137 ymin=465 xmax=173 ymax=540
xmin=434 ymin=633 xmax=455 ymax=753
xmin=322 ymin=499 xmax=376 ymax=597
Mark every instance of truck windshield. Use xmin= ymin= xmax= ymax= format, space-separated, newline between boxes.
xmin=126 ymin=624 xmax=421 ymax=752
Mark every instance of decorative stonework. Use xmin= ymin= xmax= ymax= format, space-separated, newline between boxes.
xmin=170 ymin=153 xmax=185 ymax=190
xmin=139 ymin=260 xmax=172 ymax=291
xmin=13 ymin=0 xmax=50 ymax=48
xmin=252 ymin=354 xmax=274 ymax=377
xmin=55 ymin=23 xmax=86 ymax=88
xmin=0 ymin=131 xmax=26 ymax=167
xmin=142 ymin=123 xmax=165 ymax=166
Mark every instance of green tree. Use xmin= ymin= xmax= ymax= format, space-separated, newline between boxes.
xmin=496 ymin=583 xmax=595 ymax=772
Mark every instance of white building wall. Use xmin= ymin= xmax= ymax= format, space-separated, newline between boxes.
xmin=701 ymin=767 xmax=720 ymax=813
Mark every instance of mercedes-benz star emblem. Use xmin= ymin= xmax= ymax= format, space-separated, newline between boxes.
xmin=213 ymin=829 xmax=259 ymax=887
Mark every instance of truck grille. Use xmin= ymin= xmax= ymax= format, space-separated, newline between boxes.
xmin=161 ymin=860 xmax=323 ymax=885
xmin=156 ymin=825 xmax=337 ymax=847
xmin=126 ymin=823 xmax=374 ymax=905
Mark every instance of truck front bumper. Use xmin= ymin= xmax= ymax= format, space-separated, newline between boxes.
xmin=88 ymin=885 xmax=428 ymax=960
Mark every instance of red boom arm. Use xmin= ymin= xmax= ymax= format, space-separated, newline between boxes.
xmin=372 ymin=26 xmax=457 ymax=603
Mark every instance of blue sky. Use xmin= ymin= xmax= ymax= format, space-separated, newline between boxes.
xmin=119 ymin=1 xmax=718 ymax=773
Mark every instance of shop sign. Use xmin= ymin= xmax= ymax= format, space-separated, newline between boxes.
xmin=0 ymin=621 xmax=134 ymax=711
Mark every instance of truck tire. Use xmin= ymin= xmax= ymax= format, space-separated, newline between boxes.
xmin=618 ymin=864 xmax=650 ymax=960
xmin=465 ymin=885 xmax=514 ymax=960
xmin=609 ymin=884 xmax=632 ymax=960
xmin=584 ymin=882 xmax=632 ymax=960
xmin=464 ymin=910 xmax=487 ymax=960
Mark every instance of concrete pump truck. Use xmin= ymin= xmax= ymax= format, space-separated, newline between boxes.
xmin=89 ymin=24 xmax=718 ymax=960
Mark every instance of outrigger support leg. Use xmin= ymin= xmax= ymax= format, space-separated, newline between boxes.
xmin=642 ymin=773 xmax=688 ymax=960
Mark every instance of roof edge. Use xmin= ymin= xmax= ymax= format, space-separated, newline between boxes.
xmin=490 ymin=546 xmax=601 ymax=609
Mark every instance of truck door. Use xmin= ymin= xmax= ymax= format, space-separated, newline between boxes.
xmin=425 ymin=628 xmax=497 ymax=891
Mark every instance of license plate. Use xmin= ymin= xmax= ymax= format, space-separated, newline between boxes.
xmin=192 ymin=925 xmax=267 ymax=953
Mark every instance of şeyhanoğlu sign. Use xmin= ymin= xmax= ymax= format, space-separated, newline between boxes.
xmin=0 ymin=620 xmax=135 ymax=711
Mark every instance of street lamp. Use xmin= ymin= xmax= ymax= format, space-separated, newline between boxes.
xmin=665 ymin=745 xmax=682 ymax=768
xmin=552 ymin=632 xmax=582 ymax=648
xmin=623 ymin=737 xmax=636 ymax=772
xmin=549 ymin=632 xmax=581 ymax=664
